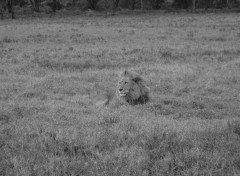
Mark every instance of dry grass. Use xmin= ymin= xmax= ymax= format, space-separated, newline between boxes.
xmin=0 ymin=11 xmax=240 ymax=176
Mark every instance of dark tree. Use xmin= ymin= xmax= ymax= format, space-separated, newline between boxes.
xmin=128 ymin=0 xmax=137 ymax=9
xmin=173 ymin=0 xmax=190 ymax=9
xmin=0 ymin=3 xmax=3 ymax=19
xmin=0 ymin=0 xmax=15 ymax=19
xmin=86 ymin=0 xmax=100 ymax=10
xmin=46 ymin=0 xmax=62 ymax=12
xmin=29 ymin=0 xmax=40 ymax=12
xmin=203 ymin=0 xmax=214 ymax=10
xmin=113 ymin=0 xmax=121 ymax=10
xmin=19 ymin=0 xmax=28 ymax=7
xmin=148 ymin=0 xmax=164 ymax=9
xmin=52 ymin=0 xmax=57 ymax=12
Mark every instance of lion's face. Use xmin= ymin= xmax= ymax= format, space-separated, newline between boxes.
xmin=116 ymin=70 xmax=149 ymax=105
xmin=117 ymin=76 xmax=140 ymax=98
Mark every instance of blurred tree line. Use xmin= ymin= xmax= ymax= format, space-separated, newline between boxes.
xmin=20 ymin=0 xmax=240 ymax=12
xmin=1 ymin=0 xmax=240 ymax=19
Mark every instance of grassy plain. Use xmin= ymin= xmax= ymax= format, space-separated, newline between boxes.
xmin=0 ymin=11 xmax=240 ymax=175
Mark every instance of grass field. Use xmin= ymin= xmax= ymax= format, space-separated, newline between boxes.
xmin=0 ymin=11 xmax=240 ymax=175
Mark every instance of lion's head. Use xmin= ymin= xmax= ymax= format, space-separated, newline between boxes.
xmin=116 ymin=70 xmax=150 ymax=105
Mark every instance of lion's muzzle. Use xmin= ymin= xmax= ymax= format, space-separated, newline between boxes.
xmin=118 ymin=89 xmax=127 ymax=97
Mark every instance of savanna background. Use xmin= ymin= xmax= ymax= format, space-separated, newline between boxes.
xmin=1 ymin=1 xmax=240 ymax=175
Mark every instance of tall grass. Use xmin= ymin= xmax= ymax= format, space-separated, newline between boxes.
xmin=0 ymin=11 xmax=240 ymax=175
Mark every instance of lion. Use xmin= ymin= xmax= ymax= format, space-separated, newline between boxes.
xmin=96 ymin=70 xmax=150 ymax=107
xmin=116 ymin=70 xmax=150 ymax=105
